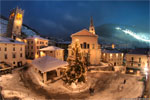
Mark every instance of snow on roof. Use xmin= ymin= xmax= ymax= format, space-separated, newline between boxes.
xmin=39 ymin=46 xmax=63 ymax=51
xmin=56 ymin=41 xmax=71 ymax=44
xmin=127 ymin=48 xmax=149 ymax=55
xmin=102 ymin=49 xmax=122 ymax=53
xmin=71 ymin=29 xmax=97 ymax=37
xmin=32 ymin=56 xmax=68 ymax=73
xmin=26 ymin=35 xmax=48 ymax=41
xmin=0 ymin=36 xmax=25 ymax=44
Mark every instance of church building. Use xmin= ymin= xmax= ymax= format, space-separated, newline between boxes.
xmin=68 ymin=17 xmax=101 ymax=65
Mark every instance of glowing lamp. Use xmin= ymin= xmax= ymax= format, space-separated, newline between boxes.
xmin=116 ymin=53 xmax=118 ymax=57
xmin=35 ymin=38 xmax=37 ymax=42
xmin=75 ymin=39 xmax=79 ymax=42
xmin=35 ymin=54 xmax=39 ymax=59
xmin=40 ymin=51 xmax=45 ymax=57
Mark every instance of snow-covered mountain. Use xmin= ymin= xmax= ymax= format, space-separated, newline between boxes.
xmin=0 ymin=16 xmax=37 ymax=37
xmin=96 ymin=24 xmax=150 ymax=48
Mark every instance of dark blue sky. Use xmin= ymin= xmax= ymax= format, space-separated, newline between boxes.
xmin=1 ymin=1 xmax=149 ymax=38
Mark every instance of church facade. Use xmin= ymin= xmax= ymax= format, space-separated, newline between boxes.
xmin=68 ymin=17 xmax=101 ymax=65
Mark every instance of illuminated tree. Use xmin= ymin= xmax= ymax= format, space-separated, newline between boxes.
xmin=63 ymin=40 xmax=87 ymax=85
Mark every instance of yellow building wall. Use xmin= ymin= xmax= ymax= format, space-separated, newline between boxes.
xmin=40 ymin=50 xmax=64 ymax=61
xmin=0 ymin=43 xmax=26 ymax=67
xmin=102 ymin=52 xmax=123 ymax=66
xmin=68 ymin=35 xmax=101 ymax=65
xmin=125 ymin=54 xmax=147 ymax=68
xmin=25 ymin=38 xmax=48 ymax=59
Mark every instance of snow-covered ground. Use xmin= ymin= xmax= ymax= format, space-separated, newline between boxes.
xmin=0 ymin=65 xmax=144 ymax=100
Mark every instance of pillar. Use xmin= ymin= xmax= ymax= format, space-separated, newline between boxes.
xmin=43 ymin=72 xmax=47 ymax=83
xmin=56 ymin=69 xmax=60 ymax=77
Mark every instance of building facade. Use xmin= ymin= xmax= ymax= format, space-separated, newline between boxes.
xmin=125 ymin=49 xmax=149 ymax=74
xmin=25 ymin=36 xmax=48 ymax=59
xmin=0 ymin=37 xmax=26 ymax=67
xmin=101 ymin=49 xmax=124 ymax=66
xmin=6 ymin=7 xmax=24 ymax=39
xmin=32 ymin=56 xmax=68 ymax=83
xmin=39 ymin=46 xmax=64 ymax=61
xmin=68 ymin=17 xmax=101 ymax=65
xmin=126 ymin=54 xmax=148 ymax=68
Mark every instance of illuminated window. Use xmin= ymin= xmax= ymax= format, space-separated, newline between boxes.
xmin=103 ymin=53 xmax=105 ymax=56
xmin=116 ymin=53 xmax=118 ymax=58
xmin=16 ymin=13 xmax=22 ymax=20
xmin=10 ymin=13 xmax=15 ymax=18
xmin=110 ymin=54 xmax=112 ymax=59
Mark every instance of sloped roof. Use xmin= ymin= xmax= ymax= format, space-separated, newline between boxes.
xmin=0 ymin=36 xmax=25 ymax=44
xmin=102 ymin=49 xmax=122 ymax=53
xmin=71 ymin=29 xmax=96 ymax=37
xmin=26 ymin=35 xmax=48 ymax=41
xmin=127 ymin=48 xmax=149 ymax=55
xmin=39 ymin=46 xmax=63 ymax=51
xmin=32 ymin=56 xmax=68 ymax=73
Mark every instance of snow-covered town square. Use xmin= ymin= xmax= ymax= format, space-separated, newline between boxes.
xmin=0 ymin=64 xmax=144 ymax=100
xmin=0 ymin=1 xmax=150 ymax=100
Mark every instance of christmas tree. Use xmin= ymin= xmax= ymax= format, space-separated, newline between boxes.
xmin=63 ymin=40 xmax=87 ymax=85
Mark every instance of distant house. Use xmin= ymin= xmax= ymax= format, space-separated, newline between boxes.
xmin=101 ymin=49 xmax=124 ymax=66
xmin=39 ymin=46 xmax=64 ymax=61
xmin=0 ymin=37 xmax=26 ymax=68
xmin=25 ymin=35 xmax=48 ymax=59
xmin=56 ymin=41 xmax=71 ymax=60
xmin=32 ymin=56 xmax=68 ymax=83
xmin=125 ymin=48 xmax=149 ymax=68
xmin=125 ymin=48 xmax=150 ymax=74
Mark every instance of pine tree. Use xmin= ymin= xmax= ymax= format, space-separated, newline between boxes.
xmin=63 ymin=41 xmax=87 ymax=85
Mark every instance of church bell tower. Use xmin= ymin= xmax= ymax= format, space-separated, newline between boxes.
xmin=89 ymin=16 xmax=95 ymax=34
xmin=6 ymin=7 xmax=24 ymax=39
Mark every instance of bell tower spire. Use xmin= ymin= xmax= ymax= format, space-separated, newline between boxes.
xmin=89 ymin=16 xmax=95 ymax=34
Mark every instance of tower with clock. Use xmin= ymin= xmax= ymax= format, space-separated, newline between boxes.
xmin=6 ymin=7 xmax=24 ymax=39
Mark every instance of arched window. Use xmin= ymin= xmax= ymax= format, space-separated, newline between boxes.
xmin=83 ymin=42 xmax=86 ymax=49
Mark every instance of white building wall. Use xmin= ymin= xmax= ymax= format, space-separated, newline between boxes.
xmin=0 ymin=43 xmax=26 ymax=67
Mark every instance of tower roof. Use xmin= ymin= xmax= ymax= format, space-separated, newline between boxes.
xmin=71 ymin=29 xmax=97 ymax=37
xmin=90 ymin=16 xmax=94 ymax=27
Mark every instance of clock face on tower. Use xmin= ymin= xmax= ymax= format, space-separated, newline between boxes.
xmin=10 ymin=13 xmax=15 ymax=19
xmin=16 ymin=13 xmax=22 ymax=20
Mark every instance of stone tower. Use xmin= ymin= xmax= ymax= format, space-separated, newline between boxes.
xmin=89 ymin=16 xmax=95 ymax=34
xmin=6 ymin=7 xmax=24 ymax=39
